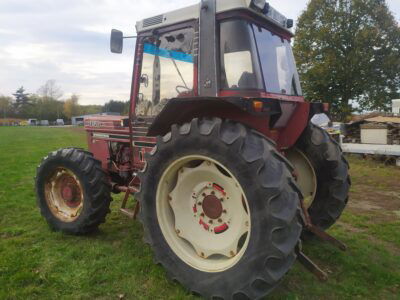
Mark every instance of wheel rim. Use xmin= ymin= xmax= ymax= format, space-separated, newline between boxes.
xmin=286 ymin=148 xmax=317 ymax=208
xmin=44 ymin=167 xmax=84 ymax=222
xmin=156 ymin=155 xmax=251 ymax=273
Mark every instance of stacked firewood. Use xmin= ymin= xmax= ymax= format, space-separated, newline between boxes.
xmin=387 ymin=123 xmax=400 ymax=145
xmin=343 ymin=123 xmax=362 ymax=143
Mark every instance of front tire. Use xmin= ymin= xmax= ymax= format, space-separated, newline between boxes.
xmin=35 ymin=148 xmax=112 ymax=234
xmin=137 ymin=118 xmax=302 ymax=299
xmin=294 ymin=123 xmax=350 ymax=230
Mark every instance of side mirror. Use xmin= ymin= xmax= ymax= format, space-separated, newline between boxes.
xmin=110 ymin=29 xmax=123 ymax=54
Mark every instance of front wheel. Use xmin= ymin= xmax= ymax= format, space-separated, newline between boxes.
xmin=287 ymin=123 xmax=350 ymax=231
xmin=138 ymin=118 xmax=302 ymax=299
xmin=35 ymin=148 xmax=112 ymax=234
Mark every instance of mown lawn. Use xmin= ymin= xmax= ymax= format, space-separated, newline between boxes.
xmin=0 ymin=127 xmax=399 ymax=299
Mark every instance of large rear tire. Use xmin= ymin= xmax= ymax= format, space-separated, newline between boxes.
xmin=35 ymin=148 xmax=112 ymax=234
xmin=137 ymin=118 xmax=302 ymax=299
xmin=291 ymin=123 xmax=350 ymax=230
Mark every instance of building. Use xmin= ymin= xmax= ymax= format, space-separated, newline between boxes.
xmin=392 ymin=99 xmax=400 ymax=115
xmin=71 ymin=112 xmax=120 ymax=126
xmin=344 ymin=116 xmax=400 ymax=145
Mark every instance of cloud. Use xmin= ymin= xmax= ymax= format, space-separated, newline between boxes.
xmin=0 ymin=0 xmax=399 ymax=105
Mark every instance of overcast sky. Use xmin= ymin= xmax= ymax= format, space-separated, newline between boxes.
xmin=0 ymin=0 xmax=399 ymax=105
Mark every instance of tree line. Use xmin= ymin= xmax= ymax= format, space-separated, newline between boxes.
xmin=0 ymin=80 xmax=129 ymax=122
xmin=1 ymin=1 xmax=399 ymax=123
xmin=294 ymin=0 xmax=400 ymax=121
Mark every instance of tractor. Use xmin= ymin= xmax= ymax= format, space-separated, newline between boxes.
xmin=35 ymin=0 xmax=350 ymax=298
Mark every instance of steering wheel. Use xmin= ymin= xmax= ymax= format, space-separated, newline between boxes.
xmin=176 ymin=85 xmax=190 ymax=94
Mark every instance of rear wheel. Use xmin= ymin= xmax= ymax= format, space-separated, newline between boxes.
xmin=138 ymin=118 xmax=302 ymax=299
xmin=287 ymin=123 xmax=350 ymax=231
xmin=35 ymin=148 xmax=112 ymax=234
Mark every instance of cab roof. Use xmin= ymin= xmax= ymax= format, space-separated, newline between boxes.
xmin=136 ymin=0 xmax=293 ymax=35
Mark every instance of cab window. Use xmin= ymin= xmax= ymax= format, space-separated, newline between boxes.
xmin=137 ymin=27 xmax=195 ymax=117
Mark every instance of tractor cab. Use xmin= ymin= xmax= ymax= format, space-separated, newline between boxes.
xmin=110 ymin=0 xmax=311 ymax=142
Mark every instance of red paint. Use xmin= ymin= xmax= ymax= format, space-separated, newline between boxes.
xmin=199 ymin=219 xmax=209 ymax=231
xmin=212 ymin=183 xmax=226 ymax=196
xmin=276 ymin=102 xmax=310 ymax=149
xmin=214 ymin=223 xmax=229 ymax=234
xmin=218 ymin=90 xmax=305 ymax=103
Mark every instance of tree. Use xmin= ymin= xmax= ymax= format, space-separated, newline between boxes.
xmin=294 ymin=0 xmax=400 ymax=120
xmin=13 ymin=87 xmax=31 ymax=109
xmin=103 ymin=100 xmax=129 ymax=114
xmin=63 ymin=94 xmax=80 ymax=119
xmin=37 ymin=80 xmax=64 ymax=118
xmin=0 ymin=95 xmax=12 ymax=119
xmin=37 ymin=80 xmax=63 ymax=100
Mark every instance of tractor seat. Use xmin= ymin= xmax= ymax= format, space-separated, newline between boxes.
xmin=238 ymin=72 xmax=257 ymax=89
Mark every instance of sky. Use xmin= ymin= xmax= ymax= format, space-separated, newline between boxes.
xmin=0 ymin=0 xmax=399 ymax=105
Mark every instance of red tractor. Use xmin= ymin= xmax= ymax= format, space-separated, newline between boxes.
xmin=35 ymin=0 xmax=350 ymax=298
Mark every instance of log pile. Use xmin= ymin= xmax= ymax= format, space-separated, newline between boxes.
xmin=343 ymin=123 xmax=362 ymax=143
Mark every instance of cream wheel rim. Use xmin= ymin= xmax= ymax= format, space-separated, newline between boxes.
xmin=286 ymin=148 xmax=317 ymax=208
xmin=156 ymin=155 xmax=251 ymax=273
xmin=44 ymin=167 xmax=84 ymax=222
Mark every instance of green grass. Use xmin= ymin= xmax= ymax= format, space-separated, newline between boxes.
xmin=0 ymin=127 xmax=399 ymax=299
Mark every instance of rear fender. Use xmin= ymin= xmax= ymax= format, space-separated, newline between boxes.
xmin=147 ymin=97 xmax=324 ymax=150
xmin=147 ymin=97 xmax=281 ymax=137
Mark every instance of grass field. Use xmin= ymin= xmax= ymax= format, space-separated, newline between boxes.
xmin=0 ymin=126 xmax=399 ymax=299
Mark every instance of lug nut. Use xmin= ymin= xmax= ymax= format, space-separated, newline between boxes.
xmin=211 ymin=191 xmax=215 ymax=195
xmin=218 ymin=218 xmax=222 ymax=223
xmin=198 ymin=202 xmax=202 ymax=206
xmin=201 ymin=252 xmax=205 ymax=257
xmin=200 ymin=213 xmax=205 ymax=217
xmin=230 ymin=251 xmax=235 ymax=257
xmin=209 ymin=220 xmax=213 ymax=224
xmin=223 ymin=209 xmax=227 ymax=214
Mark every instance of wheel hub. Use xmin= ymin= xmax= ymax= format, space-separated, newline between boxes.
xmin=164 ymin=159 xmax=250 ymax=263
xmin=61 ymin=186 xmax=73 ymax=201
xmin=45 ymin=168 xmax=84 ymax=222
xmin=202 ymin=195 xmax=222 ymax=219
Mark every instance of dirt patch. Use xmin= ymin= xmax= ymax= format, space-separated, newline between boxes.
xmin=337 ymin=221 xmax=365 ymax=233
xmin=349 ymin=184 xmax=400 ymax=221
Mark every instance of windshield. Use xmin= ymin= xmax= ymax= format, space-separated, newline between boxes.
xmin=137 ymin=27 xmax=195 ymax=117
xmin=219 ymin=19 xmax=302 ymax=96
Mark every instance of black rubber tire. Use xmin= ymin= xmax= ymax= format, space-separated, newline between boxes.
xmin=137 ymin=118 xmax=302 ymax=300
xmin=296 ymin=123 xmax=350 ymax=230
xmin=35 ymin=148 xmax=112 ymax=235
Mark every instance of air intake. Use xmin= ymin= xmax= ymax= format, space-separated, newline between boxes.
xmin=143 ymin=15 xmax=164 ymax=28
